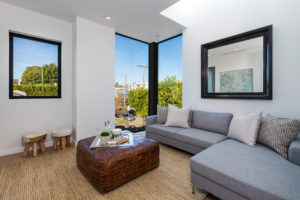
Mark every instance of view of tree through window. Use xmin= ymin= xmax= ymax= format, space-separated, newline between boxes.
xmin=9 ymin=33 xmax=61 ymax=98
xmin=158 ymin=35 xmax=182 ymax=108
xmin=115 ymin=34 xmax=149 ymax=131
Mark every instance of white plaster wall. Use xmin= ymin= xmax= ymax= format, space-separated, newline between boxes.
xmin=73 ymin=17 xmax=115 ymax=142
xmin=0 ymin=2 xmax=73 ymax=155
xmin=163 ymin=0 xmax=300 ymax=118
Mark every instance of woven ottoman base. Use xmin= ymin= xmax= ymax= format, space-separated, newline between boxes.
xmin=76 ymin=135 xmax=159 ymax=194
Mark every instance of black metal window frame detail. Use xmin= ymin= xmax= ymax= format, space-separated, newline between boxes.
xmin=115 ymin=32 xmax=182 ymax=117
xmin=114 ymin=33 xmax=149 ymax=132
xmin=201 ymin=25 xmax=273 ymax=100
xmin=9 ymin=31 xmax=62 ymax=99
xmin=115 ymin=33 xmax=149 ymax=45
xmin=153 ymin=34 xmax=183 ymax=114
xmin=148 ymin=42 xmax=158 ymax=116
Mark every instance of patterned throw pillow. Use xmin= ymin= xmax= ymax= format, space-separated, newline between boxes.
xmin=257 ymin=114 xmax=300 ymax=158
xmin=156 ymin=105 xmax=168 ymax=124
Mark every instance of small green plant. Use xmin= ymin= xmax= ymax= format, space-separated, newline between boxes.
xmin=100 ymin=132 xmax=110 ymax=137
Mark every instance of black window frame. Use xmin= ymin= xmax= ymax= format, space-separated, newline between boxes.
xmin=156 ymin=34 xmax=183 ymax=111
xmin=149 ymin=34 xmax=183 ymax=115
xmin=9 ymin=31 xmax=62 ymax=99
xmin=114 ymin=33 xmax=150 ymax=132
xmin=114 ymin=33 xmax=182 ymax=131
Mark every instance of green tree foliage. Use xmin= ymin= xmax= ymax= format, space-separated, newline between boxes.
xmin=21 ymin=66 xmax=41 ymax=83
xmin=127 ymin=76 xmax=182 ymax=118
xmin=13 ymin=84 xmax=58 ymax=96
xmin=21 ymin=64 xmax=58 ymax=84
xmin=128 ymin=88 xmax=148 ymax=118
xmin=158 ymin=76 xmax=182 ymax=108
xmin=42 ymin=64 xmax=58 ymax=84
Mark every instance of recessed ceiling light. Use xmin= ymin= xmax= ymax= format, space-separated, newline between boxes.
xmin=105 ymin=16 xmax=111 ymax=20
xmin=234 ymin=48 xmax=239 ymax=51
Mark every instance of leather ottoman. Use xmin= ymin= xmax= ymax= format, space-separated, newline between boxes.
xmin=76 ymin=135 xmax=159 ymax=193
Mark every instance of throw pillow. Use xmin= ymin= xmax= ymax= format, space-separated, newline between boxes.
xmin=228 ymin=111 xmax=262 ymax=146
xmin=156 ymin=105 xmax=168 ymax=124
xmin=257 ymin=114 xmax=300 ymax=158
xmin=165 ymin=105 xmax=191 ymax=128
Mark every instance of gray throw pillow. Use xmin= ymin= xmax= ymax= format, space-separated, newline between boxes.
xmin=257 ymin=114 xmax=300 ymax=158
xmin=156 ymin=105 xmax=168 ymax=124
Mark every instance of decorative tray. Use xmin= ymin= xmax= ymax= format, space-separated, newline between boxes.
xmin=90 ymin=131 xmax=134 ymax=148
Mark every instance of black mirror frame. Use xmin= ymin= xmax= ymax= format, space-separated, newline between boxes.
xmin=9 ymin=32 xmax=62 ymax=99
xmin=201 ymin=25 xmax=273 ymax=100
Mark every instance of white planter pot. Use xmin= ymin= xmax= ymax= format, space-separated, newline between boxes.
xmin=100 ymin=136 xmax=110 ymax=144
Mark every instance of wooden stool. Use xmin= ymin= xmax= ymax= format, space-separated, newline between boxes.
xmin=52 ymin=128 xmax=72 ymax=150
xmin=22 ymin=131 xmax=47 ymax=157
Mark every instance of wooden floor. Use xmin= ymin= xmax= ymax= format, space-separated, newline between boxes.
xmin=0 ymin=145 xmax=219 ymax=200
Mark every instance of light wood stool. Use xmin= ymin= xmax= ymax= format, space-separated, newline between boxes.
xmin=22 ymin=131 xmax=47 ymax=157
xmin=52 ymin=128 xmax=72 ymax=150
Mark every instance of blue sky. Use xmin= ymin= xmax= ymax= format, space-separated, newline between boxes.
xmin=115 ymin=34 xmax=182 ymax=85
xmin=158 ymin=35 xmax=182 ymax=81
xmin=13 ymin=37 xmax=58 ymax=79
xmin=14 ymin=34 xmax=182 ymax=82
xmin=115 ymin=34 xmax=149 ymax=85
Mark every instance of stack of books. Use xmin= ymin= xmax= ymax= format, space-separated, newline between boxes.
xmin=106 ymin=137 xmax=129 ymax=145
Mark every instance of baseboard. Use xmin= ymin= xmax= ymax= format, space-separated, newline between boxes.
xmin=0 ymin=141 xmax=53 ymax=157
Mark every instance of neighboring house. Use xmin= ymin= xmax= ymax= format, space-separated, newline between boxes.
xmin=129 ymin=82 xmax=148 ymax=90
xmin=114 ymin=86 xmax=125 ymax=97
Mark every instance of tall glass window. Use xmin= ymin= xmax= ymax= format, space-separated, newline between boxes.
xmin=158 ymin=35 xmax=182 ymax=108
xmin=115 ymin=34 xmax=149 ymax=131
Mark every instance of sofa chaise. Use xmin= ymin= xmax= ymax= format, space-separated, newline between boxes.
xmin=145 ymin=110 xmax=300 ymax=200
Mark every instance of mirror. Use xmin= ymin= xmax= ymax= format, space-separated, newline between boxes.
xmin=201 ymin=25 xmax=272 ymax=99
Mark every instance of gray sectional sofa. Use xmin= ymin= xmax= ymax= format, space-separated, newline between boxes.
xmin=145 ymin=110 xmax=300 ymax=200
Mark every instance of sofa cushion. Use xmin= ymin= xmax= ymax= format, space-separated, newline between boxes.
xmin=190 ymin=139 xmax=300 ymax=200
xmin=258 ymin=114 xmax=300 ymax=158
xmin=288 ymin=135 xmax=300 ymax=166
xmin=146 ymin=124 xmax=183 ymax=139
xmin=156 ymin=106 xmax=168 ymax=124
xmin=165 ymin=105 xmax=191 ymax=128
xmin=192 ymin=110 xmax=233 ymax=135
xmin=174 ymin=128 xmax=227 ymax=149
xmin=228 ymin=111 xmax=262 ymax=146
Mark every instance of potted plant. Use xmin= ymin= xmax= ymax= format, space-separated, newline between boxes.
xmin=100 ymin=132 xmax=110 ymax=144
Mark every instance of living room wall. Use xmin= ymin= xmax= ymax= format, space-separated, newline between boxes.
xmin=73 ymin=17 xmax=115 ymax=142
xmin=0 ymin=2 xmax=115 ymax=155
xmin=0 ymin=2 xmax=73 ymax=155
xmin=163 ymin=0 xmax=300 ymax=118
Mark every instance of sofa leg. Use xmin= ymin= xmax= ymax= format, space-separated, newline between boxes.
xmin=192 ymin=184 xmax=196 ymax=194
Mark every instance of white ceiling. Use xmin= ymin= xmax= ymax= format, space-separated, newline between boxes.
xmin=0 ymin=0 xmax=184 ymax=43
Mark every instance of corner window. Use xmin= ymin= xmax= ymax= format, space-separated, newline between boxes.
xmin=158 ymin=35 xmax=182 ymax=108
xmin=9 ymin=32 xmax=61 ymax=99
xmin=114 ymin=34 xmax=149 ymax=132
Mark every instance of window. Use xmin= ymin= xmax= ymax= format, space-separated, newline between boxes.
xmin=115 ymin=34 xmax=149 ymax=132
xmin=158 ymin=35 xmax=182 ymax=108
xmin=9 ymin=32 xmax=61 ymax=99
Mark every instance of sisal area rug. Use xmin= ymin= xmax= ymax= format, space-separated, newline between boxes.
xmin=0 ymin=144 xmax=207 ymax=200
